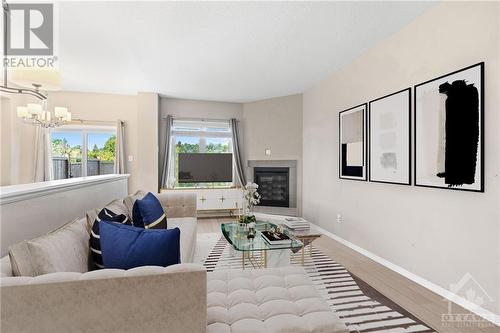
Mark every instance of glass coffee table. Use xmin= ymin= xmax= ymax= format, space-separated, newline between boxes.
xmin=221 ymin=222 xmax=303 ymax=269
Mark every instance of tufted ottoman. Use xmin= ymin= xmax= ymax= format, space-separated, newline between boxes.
xmin=207 ymin=266 xmax=348 ymax=333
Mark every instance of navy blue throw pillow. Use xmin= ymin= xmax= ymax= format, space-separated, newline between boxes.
xmin=90 ymin=208 xmax=130 ymax=269
xmin=99 ymin=221 xmax=180 ymax=270
xmin=132 ymin=192 xmax=167 ymax=229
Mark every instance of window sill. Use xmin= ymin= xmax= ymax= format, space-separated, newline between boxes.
xmin=162 ymin=186 xmax=242 ymax=191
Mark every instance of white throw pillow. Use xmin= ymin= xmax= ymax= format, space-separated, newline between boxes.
xmin=9 ymin=218 xmax=90 ymax=276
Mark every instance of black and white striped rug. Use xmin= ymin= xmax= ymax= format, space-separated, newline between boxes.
xmin=202 ymin=236 xmax=436 ymax=333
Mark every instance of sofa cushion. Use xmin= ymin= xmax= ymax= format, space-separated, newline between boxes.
xmin=9 ymin=218 xmax=90 ymax=277
xmin=207 ymin=266 xmax=348 ymax=333
xmin=90 ymin=207 xmax=131 ymax=269
xmin=0 ymin=255 xmax=13 ymax=277
xmin=100 ymin=221 xmax=180 ymax=269
xmin=85 ymin=198 xmax=129 ymax=231
xmin=132 ymin=192 xmax=167 ymax=229
xmin=8 ymin=241 xmax=34 ymax=276
xmin=123 ymin=190 xmax=147 ymax=218
xmin=168 ymin=217 xmax=197 ymax=263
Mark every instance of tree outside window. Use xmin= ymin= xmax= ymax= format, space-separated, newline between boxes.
xmin=51 ymin=129 xmax=116 ymax=179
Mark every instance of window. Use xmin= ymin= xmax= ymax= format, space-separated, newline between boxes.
xmin=170 ymin=119 xmax=233 ymax=188
xmin=51 ymin=126 xmax=116 ymax=180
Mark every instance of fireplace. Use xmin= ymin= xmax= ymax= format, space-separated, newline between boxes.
xmin=254 ymin=167 xmax=290 ymax=208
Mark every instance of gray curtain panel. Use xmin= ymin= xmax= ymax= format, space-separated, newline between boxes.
xmin=160 ymin=115 xmax=173 ymax=189
xmin=114 ymin=120 xmax=126 ymax=174
xmin=33 ymin=126 xmax=53 ymax=182
xmin=230 ymin=118 xmax=247 ymax=187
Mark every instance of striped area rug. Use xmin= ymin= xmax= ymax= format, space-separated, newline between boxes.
xmin=203 ymin=236 xmax=436 ymax=333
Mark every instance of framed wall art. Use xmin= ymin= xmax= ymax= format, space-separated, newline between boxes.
xmin=339 ymin=103 xmax=367 ymax=181
xmin=369 ymin=88 xmax=411 ymax=185
xmin=414 ymin=62 xmax=484 ymax=192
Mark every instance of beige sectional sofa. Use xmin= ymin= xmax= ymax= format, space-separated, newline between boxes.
xmin=0 ymin=191 xmax=207 ymax=333
xmin=0 ymin=191 xmax=348 ymax=333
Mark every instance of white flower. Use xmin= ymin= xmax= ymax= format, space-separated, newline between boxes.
xmin=242 ymin=182 xmax=261 ymax=214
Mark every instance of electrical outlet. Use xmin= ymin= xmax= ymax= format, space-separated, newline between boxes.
xmin=337 ymin=214 xmax=342 ymax=224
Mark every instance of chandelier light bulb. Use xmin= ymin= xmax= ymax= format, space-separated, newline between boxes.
xmin=16 ymin=106 xmax=29 ymax=118
xmin=54 ymin=107 xmax=68 ymax=118
xmin=27 ymin=103 xmax=42 ymax=115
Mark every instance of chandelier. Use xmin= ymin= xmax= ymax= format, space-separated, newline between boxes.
xmin=17 ymin=101 xmax=71 ymax=128
xmin=1 ymin=0 xmax=71 ymax=128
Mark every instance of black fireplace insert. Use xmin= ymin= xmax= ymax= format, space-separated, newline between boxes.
xmin=254 ymin=167 xmax=289 ymax=207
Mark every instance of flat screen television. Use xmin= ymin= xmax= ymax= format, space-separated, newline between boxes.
xmin=178 ymin=153 xmax=233 ymax=183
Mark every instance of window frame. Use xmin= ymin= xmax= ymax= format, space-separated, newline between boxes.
xmin=50 ymin=124 xmax=117 ymax=179
xmin=170 ymin=119 xmax=234 ymax=188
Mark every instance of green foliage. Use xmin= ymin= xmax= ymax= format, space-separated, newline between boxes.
xmin=88 ymin=135 xmax=115 ymax=161
xmin=176 ymin=141 xmax=199 ymax=153
xmin=51 ymin=135 xmax=116 ymax=162
xmin=51 ymin=138 xmax=68 ymax=157
xmin=206 ymin=143 xmax=229 ymax=153
xmin=51 ymin=138 xmax=82 ymax=162
xmin=239 ymin=215 xmax=256 ymax=224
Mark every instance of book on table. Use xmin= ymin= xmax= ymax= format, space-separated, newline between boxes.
xmin=261 ymin=230 xmax=292 ymax=245
xmin=284 ymin=218 xmax=310 ymax=230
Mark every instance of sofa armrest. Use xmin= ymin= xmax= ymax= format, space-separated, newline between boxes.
xmin=1 ymin=264 xmax=207 ymax=333
xmin=0 ymin=256 xmax=13 ymax=277
xmin=157 ymin=192 xmax=197 ymax=219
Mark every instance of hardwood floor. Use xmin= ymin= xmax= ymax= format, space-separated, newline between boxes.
xmin=197 ymin=217 xmax=500 ymax=333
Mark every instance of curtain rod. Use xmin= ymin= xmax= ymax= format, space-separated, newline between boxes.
xmin=71 ymin=119 xmax=125 ymax=126
xmin=161 ymin=116 xmax=231 ymax=122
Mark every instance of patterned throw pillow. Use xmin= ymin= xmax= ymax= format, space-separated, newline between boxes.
xmin=90 ymin=208 xmax=131 ymax=269
xmin=132 ymin=192 xmax=167 ymax=229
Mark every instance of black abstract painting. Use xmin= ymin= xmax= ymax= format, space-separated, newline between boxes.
xmin=415 ymin=63 xmax=484 ymax=192
xmin=437 ymin=80 xmax=479 ymax=186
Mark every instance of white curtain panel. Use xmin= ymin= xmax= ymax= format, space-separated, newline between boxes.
xmin=160 ymin=115 xmax=174 ymax=189
xmin=114 ymin=120 xmax=126 ymax=174
xmin=33 ymin=126 xmax=53 ymax=182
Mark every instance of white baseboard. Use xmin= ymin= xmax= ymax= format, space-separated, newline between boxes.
xmin=310 ymin=222 xmax=500 ymax=327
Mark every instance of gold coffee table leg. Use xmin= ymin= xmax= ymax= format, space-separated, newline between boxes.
xmin=242 ymin=251 xmax=245 ymax=270
xmin=301 ymin=245 xmax=305 ymax=265
xmin=264 ymin=250 xmax=267 ymax=268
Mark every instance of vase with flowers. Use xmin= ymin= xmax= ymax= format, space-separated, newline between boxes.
xmin=239 ymin=182 xmax=261 ymax=236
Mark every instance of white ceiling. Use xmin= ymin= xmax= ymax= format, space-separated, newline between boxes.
xmin=58 ymin=1 xmax=435 ymax=103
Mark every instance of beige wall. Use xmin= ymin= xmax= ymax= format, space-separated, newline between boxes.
xmin=302 ymin=2 xmax=500 ymax=315
xmin=137 ymin=93 xmax=159 ymax=193
xmin=243 ymin=94 xmax=303 ymax=213
xmin=1 ymin=93 xmax=38 ymax=186
xmin=160 ymin=97 xmax=243 ymax=120
xmin=1 ymin=91 xmax=159 ymax=194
